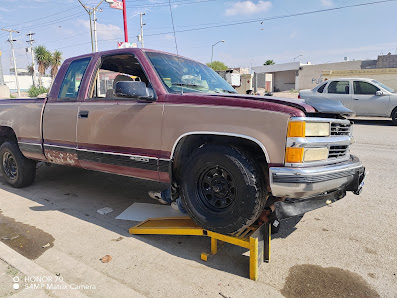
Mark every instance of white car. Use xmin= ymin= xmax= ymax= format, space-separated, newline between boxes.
xmin=299 ymin=78 xmax=397 ymax=125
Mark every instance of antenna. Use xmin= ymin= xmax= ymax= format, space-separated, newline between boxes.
xmin=167 ymin=0 xmax=183 ymax=95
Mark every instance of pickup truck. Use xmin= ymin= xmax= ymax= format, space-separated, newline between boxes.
xmin=0 ymin=48 xmax=365 ymax=234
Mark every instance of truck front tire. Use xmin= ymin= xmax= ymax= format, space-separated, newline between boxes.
xmin=0 ymin=142 xmax=36 ymax=188
xmin=180 ymin=144 xmax=267 ymax=234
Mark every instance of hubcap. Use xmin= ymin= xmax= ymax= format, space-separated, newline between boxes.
xmin=197 ymin=165 xmax=236 ymax=211
xmin=3 ymin=152 xmax=17 ymax=180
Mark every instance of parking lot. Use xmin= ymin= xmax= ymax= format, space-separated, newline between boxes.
xmin=0 ymin=117 xmax=396 ymax=297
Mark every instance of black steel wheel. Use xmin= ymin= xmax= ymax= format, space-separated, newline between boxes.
xmin=0 ymin=142 xmax=36 ymax=188
xmin=180 ymin=144 xmax=267 ymax=234
xmin=2 ymin=152 xmax=18 ymax=180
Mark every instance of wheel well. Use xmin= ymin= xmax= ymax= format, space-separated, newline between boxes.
xmin=0 ymin=126 xmax=17 ymax=146
xmin=171 ymin=134 xmax=269 ymax=184
xmin=391 ymin=106 xmax=397 ymax=118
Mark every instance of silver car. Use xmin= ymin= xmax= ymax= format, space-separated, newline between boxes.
xmin=299 ymin=78 xmax=397 ymax=125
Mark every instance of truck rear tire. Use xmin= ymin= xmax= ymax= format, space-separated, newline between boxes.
xmin=0 ymin=142 xmax=36 ymax=188
xmin=180 ymin=144 xmax=267 ymax=234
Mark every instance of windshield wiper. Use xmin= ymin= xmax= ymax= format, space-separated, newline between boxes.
xmin=171 ymin=82 xmax=203 ymax=88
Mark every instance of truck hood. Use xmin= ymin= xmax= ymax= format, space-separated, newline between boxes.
xmin=207 ymin=93 xmax=353 ymax=115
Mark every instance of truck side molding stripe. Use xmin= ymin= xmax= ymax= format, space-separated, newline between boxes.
xmin=169 ymin=131 xmax=270 ymax=163
xmin=41 ymin=143 xmax=170 ymax=173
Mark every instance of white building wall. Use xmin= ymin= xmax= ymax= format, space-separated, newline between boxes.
xmin=4 ymin=75 xmax=52 ymax=93
xmin=273 ymin=70 xmax=296 ymax=92
xmin=298 ymin=61 xmax=362 ymax=90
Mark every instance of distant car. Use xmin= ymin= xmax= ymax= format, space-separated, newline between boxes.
xmin=299 ymin=78 xmax=397 ymax=125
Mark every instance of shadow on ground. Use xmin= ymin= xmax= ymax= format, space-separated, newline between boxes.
xmin=0 ymin=164 xmax=301 ymax=279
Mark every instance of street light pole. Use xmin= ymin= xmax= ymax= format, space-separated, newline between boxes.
xmin=26 ymin=32 xmax=37 ymax=87
xmin=139 ymin=12 xmax=145 ymax=48
xmin=294 ymin=54 xmax=303 ymax=61
xmin=78 ymin=0 xmax=104 ymax=53
xmin=210 ymin=40 xmax=224 ymax=69
xmin=2 ymin=29 xmax=20 ymax=97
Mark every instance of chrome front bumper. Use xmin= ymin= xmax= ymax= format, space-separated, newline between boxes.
xmin=269 ymin=155 xmax=365 ymax=199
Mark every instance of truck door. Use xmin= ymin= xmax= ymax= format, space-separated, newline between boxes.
xmin=76 ymin=53 xmax=164 ymax=181
xmin=323 ymin=80 xmax=352 ymax=109
xmin=352 ymin=81 xmax=390 ymax=116
xmin=42 ymin=56 xmax=92 ymax=166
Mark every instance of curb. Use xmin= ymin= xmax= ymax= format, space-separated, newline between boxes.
xmin=0 ymin=241 xmax=86 ymax=297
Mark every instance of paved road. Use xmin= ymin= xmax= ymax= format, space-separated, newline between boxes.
xmin=0 ymin=117 xmax=396 ymax=297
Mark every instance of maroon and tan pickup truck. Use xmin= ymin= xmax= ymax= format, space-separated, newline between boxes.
xmin=0 ymin=48 xmax=365 ymax=233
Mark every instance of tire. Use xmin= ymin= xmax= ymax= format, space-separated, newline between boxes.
xmin=180 ymin=144 xmax=267 ymax=234
xmin=0 ymin=142 xmax=36 ymax=188
xmin=392 ymin=108 xmax=397 ymax=125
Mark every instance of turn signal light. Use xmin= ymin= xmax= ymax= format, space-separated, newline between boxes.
xmin=287 ymin=121 xmax=305 ymax=138
xmin=285 ymin=147 xmax=304 ymax=163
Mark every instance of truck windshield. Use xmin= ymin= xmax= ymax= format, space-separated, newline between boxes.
xmin=145 ymin=52 xmax=237 ymax=94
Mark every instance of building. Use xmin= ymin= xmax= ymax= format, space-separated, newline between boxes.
xmin=252 ymin=54 xmax=397 ymax=92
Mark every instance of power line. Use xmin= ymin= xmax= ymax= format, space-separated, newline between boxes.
xmin=6 ymin=6 xmax=81 ymax=28
xmin=142 ymin=0 xmax=397 ymax=37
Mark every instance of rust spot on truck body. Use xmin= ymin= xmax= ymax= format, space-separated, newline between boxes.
xmin=46 ymin=150 xmax=78 ymax=166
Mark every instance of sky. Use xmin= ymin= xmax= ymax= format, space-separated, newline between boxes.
xmin=1 ymin=0 xmax=397 ymax=74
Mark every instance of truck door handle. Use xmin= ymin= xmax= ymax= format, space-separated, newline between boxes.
xmin=79 ymin=111 xmax=89 ymax=118
xmin=353 ymin=98 xmax=359 ymax=100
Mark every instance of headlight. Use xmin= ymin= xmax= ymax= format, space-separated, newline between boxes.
xmin=285 ymin=147 xmax=329 ymax=163
xmin=288 ymin=121 xmax=330 ymax=137
xmin=303 ymin=148 xmax=329 ymax=162
xmin=305 ymin=122 xmax=330 ymax=137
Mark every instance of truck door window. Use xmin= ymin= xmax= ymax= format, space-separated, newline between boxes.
xmin=58 ymin=57 xmax=91 ymax=100
xmin=90 ymin=54 xmax=152 ymax=99
xmin=353 ymin=81 xmax=379 ymax=95
xmin=327 ymin=81 xmax=349 ymax=94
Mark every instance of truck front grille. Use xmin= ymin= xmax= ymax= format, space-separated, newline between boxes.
xmin=331 ymin=122 xmax=351 ymax=136
xmin=328 ymin=145 xmax=349 ymax=159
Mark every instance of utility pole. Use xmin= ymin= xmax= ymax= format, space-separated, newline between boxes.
xmin=2 ymin=29 xmax=20 ymax=97
xmin=78 ymin=0 xmax=104 ymax=53
xmin=26 ymin=32 xmax=37 ymax=87
xmin=139 ymin=12 xmax=145 ymax=48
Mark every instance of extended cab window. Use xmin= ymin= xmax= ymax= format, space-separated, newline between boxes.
xmin=90 ymin=54 xmax=152 ymax=99
xmin=327 ymin=81 xmax=350 ymax=94
xmin=58 ymin=57 xmax=91 ymax=100
xmin=353 ymin=81 xmax=379 ymax=95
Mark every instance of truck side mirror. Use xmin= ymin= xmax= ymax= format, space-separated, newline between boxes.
xmin=114 ymin=81 xmax=154 ymax=100
xmin=375 ymin=90 xmax=384 ymax=96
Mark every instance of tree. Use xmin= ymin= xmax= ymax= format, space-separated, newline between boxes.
xmin=27 ymin=64 xmax=34 ymax=76
xmin=51 ymin=50 xmax=63 ymax=80
xmin=206 ymin=61 xmax=228 ymax=71
xmin=264 ymin=60 xmax=275 ymax=65
xmin=34 ymin=45 xmax=52 ymax=87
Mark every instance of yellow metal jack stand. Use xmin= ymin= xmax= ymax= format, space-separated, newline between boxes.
xmin=129 ymin=217 xmax=271 ymax=281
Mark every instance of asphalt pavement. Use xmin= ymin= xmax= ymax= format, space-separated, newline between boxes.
xmin=0 ymin=117 xmax=396 ymax=297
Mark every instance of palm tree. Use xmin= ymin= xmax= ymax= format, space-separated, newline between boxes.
xmin=51 ymin=50 xmax=62 ymax=80
xmin=264 ymin=60 xmax=275 ymax=65
xmin=34 ymin=45 xmax=51 ymax=87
